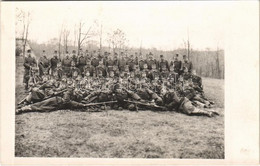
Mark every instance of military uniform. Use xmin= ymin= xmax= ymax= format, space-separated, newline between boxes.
xmin=23 ymin=50 xmax=37 ymax=89
xmin=182 ymin=55 xmax=193 ymax=73
xmin=77 ymin=55 xmax=87 ymax=75
xmin=38 ymin=52 xmax=50 ymax=76
xmin=118 ymin=57 xmax=127 ymax=72
xmin=62 ymin=56 xmax=72 ymax=76
xmin=50 ymin=52 xmax=60 ymax=75
xmin=16 ymin=88 xmax=87 ymax=114
xmin=128 ymin=56 xmax=137 ymax=72
xmin=84 ymin=64 xmax=95 ymax=77
xmin=71 ymin=54 xmax=77 ymax=64
xmin=91 ymin=57 xmax=100 ymax=68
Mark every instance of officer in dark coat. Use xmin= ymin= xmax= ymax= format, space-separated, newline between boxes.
xmin=23 ymin=49 xmax=37 ymax=90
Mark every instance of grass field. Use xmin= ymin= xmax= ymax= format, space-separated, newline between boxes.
xmin=15 ymin=56 xmax=224 ymax=158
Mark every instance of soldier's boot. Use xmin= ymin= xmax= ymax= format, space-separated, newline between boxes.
xmin=191 ymin=108 xmax=213 ymax=117
xmin=207 ymin=109 xmax=219 ymax=116
xmin=16 ymin=105 xmax=32 ymax=114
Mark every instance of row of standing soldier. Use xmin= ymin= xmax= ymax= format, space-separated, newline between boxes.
xmin=23 ymin=49 xmax=193 ymax=89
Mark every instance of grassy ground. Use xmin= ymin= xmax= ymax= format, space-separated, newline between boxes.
xmin=15 ymin=56 xmax=224 ymax=158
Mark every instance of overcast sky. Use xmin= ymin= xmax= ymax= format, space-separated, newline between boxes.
xmin=15 ymin=1 xmax=258 ymax=51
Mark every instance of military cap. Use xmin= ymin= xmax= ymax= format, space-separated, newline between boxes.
xmin=175 ymin=54 xmax=179 ymax=57
xmin=72 ymin=50 xmax=76 ymax=53
xmin=160 ymin=55 xmax=164 ymax=58
xmin=43 ymin=50 xmax=45 ymax=53
xmin=66 ymin=51 xmax=69 ymax=54
xmin=54 ymin=50 xmax=57 ymax=53
xmin=183 ymin=55 xmax=187 ymax=58
xmin=27 ymin=49 xmax=31 ymax=53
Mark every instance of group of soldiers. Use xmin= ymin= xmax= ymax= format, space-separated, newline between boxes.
xmin=17 ymin=48 xmax=218 ymax=117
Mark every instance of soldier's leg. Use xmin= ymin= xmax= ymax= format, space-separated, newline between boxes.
xmin=23 ymin=74 xmax=30 ymax=90
xmin=179 ymin=97 xmax=214 ymax=117
xmin=126 ymin=90 xmax=141 ymax=101
xmin=146 ymin=88 xmax=163 ymax=105
xmin=66 ymin=100 xmax=86 ymax=109
xmin=16 ymin=97 xmax=64 ymax=114
xmin=30 ymin=88 xmax=45 ymax=102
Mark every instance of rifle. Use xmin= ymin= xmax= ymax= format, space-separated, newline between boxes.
xmin=123 ymin=99 xmax=166 ymax=110
xmin=81 ymin=101 xmax=118 ymax=112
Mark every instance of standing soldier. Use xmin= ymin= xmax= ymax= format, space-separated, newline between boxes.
xmin=62 ymin=51 xmax=72 ymax=77
xmin=96 ymin=63 xmax=107 ymax=78
xmin=128 ymin=54 xmax=137 ymax=72
xmin=91 ymin=54 xmax=100 ymax=75
xmin=77 ymin=52 xmax=87 ymax=76
xmin=71 ymin=50 xmax=78 ymax=64
xmin=158 ymin=54 xmax=169 ymax=78
xmin=147 ymin=52 xmax=157 ymax=71
xmin=106 ymin=55 xmax=115 ymax=73
xmin=170 ymin=54 xmax=182 ymax=75
xmin=70 ymin=61 xmax=81 ymax=79
xmin=23 ymin=49 xmax=37 ymax=90
xmin=118 ymin=54 xmax=127 ymax=72
xmin=38 ymin=50 xmax=50 ymax=77
xmin=50 ymin=50 xmax=60 ymax=76
xmin=139 ymin=54 xmax=146 ymax=71
xmin=182 ymin=55 xmax=193 ymax=73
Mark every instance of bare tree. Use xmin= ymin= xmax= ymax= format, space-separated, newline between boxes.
xmin=22 ymin=11 xmax=31 ymax=57
xmin=63 ymin=27 xmax=70 ymax=54
xmin=107 ymin=29 xmax=127 ymax=55
xmin=58 ymin=24 xmax=63 ymax=59
xmin=76 ymin=21 xmax=96 ymax=55
xmin=99 ymin=24 xmax=103 ymax=53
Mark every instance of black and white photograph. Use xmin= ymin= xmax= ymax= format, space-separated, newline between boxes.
xmin=14 ymin=1 xmax=226 ymax=158
xmin=0 ymin=1 xmax=256 ymax=162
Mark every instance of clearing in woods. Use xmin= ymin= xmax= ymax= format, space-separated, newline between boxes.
xmin=15 ymin=56 xmax=224 ymax=158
